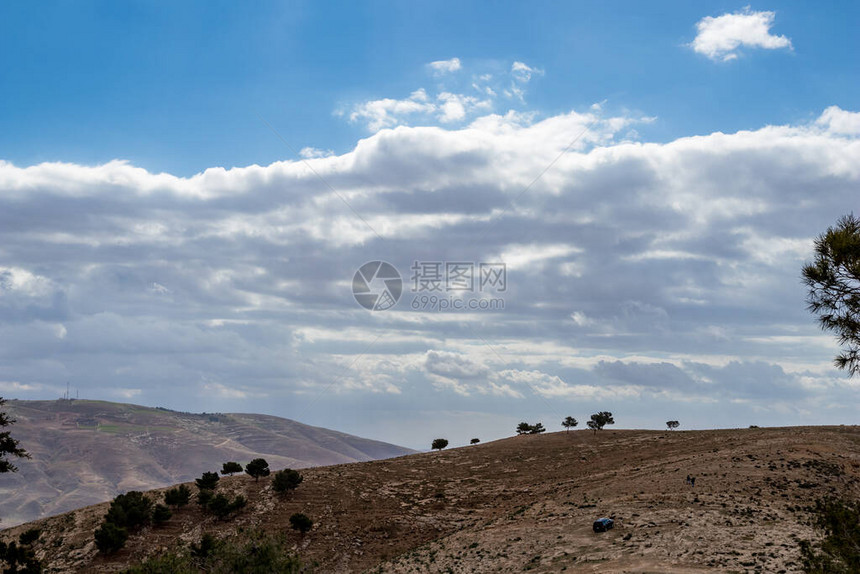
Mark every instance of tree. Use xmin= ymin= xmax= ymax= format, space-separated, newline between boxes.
xmin=589 ymin=412 xmax=614 ymax=432
xmin=245 ymin=458 xmax=270 ymax=481
xmin=221 ymin=461 xmax=243 ymax=476
xmin=94 ymin=521 xmax=128 ymax=554
xmin=431 ymin=438 xmax=448 ymax=451
xmin=529 ymin=422 xmax=546 ymax=434
xmin=0 ymin=397 xmax=29 ymax=474
xmin=562 ymin=416 xmax=578 ymax=431
xmin=666 ymin=420 xmax=680 ymax=430
xmin=516 ymin=422 xmax=532 ymax=435
xmin=587 ymin=420 xmax=599 ymax=434
xmin=195 ymin=471 xmax=220 ymax=490
xmin=197 ymin=489 xmax=214 ymax=507
xmin=105 ymin=491 xmax=152 ymax=530
xmin=0 ymin=530 xmax=42 ymax=572
xmin=802 ymin=213 xmax=860 ymax=376
xmin=289 ymin=513 xmax=313 ymax=535
xmin=272 ymin=469 xmax=303 ymax=495
xmin=164 ymin=484 xmax=192 ymax=507
xmin=470 ymin=438 xmax=480 ymax=445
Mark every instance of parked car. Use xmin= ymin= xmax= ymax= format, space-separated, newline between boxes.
xmin=592 ymin=517 xmax=614 ymax=532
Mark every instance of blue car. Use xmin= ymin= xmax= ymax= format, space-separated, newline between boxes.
xmin=593 ymin=517 xmax=614 ymax=532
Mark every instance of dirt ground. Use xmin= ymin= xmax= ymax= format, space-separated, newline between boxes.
xmin=3 ymin=426 xmax=859 ymax=573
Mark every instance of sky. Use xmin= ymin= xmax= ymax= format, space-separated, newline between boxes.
xmin=0 ymin=2 xmax=858 ymax=450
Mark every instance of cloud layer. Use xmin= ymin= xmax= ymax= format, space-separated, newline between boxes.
xmin=1 ymin=96 xmax=859 ymax=447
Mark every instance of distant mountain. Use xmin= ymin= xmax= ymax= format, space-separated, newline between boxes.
xmin=0 ymin=399 xmax=414 ymax=526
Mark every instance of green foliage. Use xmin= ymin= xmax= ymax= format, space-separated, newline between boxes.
xmin=164 ymin=484 xmax=192 ymax=507
xmin=800 ymin=497 xmax=860 ymax=573
xmin=272 ymin=469 xmax=303 ymax=494
xmin=105 ymin=491 xmax=153 ymax=530
xmin=802 ymin=213 xmax=860 ymax=376
xmin=197 ymin=489 xmax=214 ymax=506
xmin=588 ymin=412 xmax=614 ymax=432
xmin=221 ymin=461 xmax=243 ymax=476
xmin=666 ymin=420 xmax=680 ymax=430
xmin=562 ymin=416 xmax=578 ymax=431
xmin=289 ymin=513 xmax=313 ymax=534
xmin=0 ymin=529 xmax=42 ymax=573
xmin=18 ymin=529 xmax=41 ymax=546
xmin=190 ymin=533 xmax=220 ymax=559
xmin=123 ymin=531 xmax=302 ymax=574
xmin=152 ymin=504 xmax=172 ymax=525
xmin=94 ymin=521 xmax=128 ymax=554
xmin=516 ymin=422 xmax=545 ymax=435
xmin=0 ymin=397 xmax=29 ymax=474
xmin=205 ymin=493 xmax=247 ymax=520
xmin=470 ymin=438 xmax=480 ymax=445
xmin=195 ymin=471 xmax=220 ymax=490
xmin=431 ymin=438 xmax=448 ymax=451
xmin=245 ymin=458 xmax=270 ymax=481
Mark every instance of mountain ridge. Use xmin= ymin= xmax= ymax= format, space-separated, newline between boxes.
xmin=0 ymin=399 xmax=414 ymax=527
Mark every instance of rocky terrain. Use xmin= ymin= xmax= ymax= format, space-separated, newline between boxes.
xmin=2 ymin=425 xmax=859 ymax=573
xmin=0 ymin=399 xmax=414 ymax=526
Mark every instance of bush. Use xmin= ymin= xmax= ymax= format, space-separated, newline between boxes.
xmin=289 ymin=513 xmax=313 ymax=534
xmin=164 ymin=484 xmax=192 ymax=507
xmin=0 ymin=533 xmax=42 ymax=573
xmin=431 ymin=438 xmax=448 ymax=451
xmin=197 ymin=489 xmax=214 ymax=506
xmin=245 ymin=458 xmax=270 ymax=481
xmin=205 ymin=494 xmax=247 ymax=520
xmin=123 ymin=531 xmax=302 ymax=573
xmin=195 ymin=471 xmax=220 ymax=490
xmin=18 ymin=528 xmax=41 ymax=546
xmin=470 ymin=438 xmax=480 ymax=445
xmin=800 ymin=497 xmax=860 ymax=573
xmin=152 ymin=504 xmax=172 ymax=525
xmin=221 ymin=461 xmax=243 ymax=476
xmin=105 ymin=491 xmax=152 ymax=530
xmin=95 ymin=521 xmax=128 ymax=554
xmin=272 ymin=469 xmax=303 ymax=494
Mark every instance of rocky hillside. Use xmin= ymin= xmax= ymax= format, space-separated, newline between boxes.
xmin=0 ymin=399 xmax=414 ymax=526
xmin=2 ymin=425 xmax=858 ymax=573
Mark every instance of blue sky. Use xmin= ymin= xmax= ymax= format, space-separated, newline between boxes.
xmin=1 ymin=2 xmax=859 ymax=450
xmin=2 ymin=2 xmax=857 ymax=174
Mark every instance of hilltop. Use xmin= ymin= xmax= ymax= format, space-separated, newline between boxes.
xmin=0 ymin=399 xmax=414 ymax=526
xmin=2 ymin=425 xmax=859 ymax=572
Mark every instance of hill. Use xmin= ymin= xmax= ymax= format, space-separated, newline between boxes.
xmin=0 ymin=399 xmax=415 ymax=527
xmin=2 ymin=425 xmax=859 ymax=572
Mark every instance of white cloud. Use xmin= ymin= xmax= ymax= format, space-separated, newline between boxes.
xmin=1 ymin=102 xmax=859 ymax=438
xmin=691 ymin=8 xmax=793 ymax=61
xmin=427 ymin=57 xmax=461 ymax=74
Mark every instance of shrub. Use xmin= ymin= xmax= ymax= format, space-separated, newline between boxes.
xmin=152 ymin=504 xmax=172 ymax=525
xmin=205 ymin=493 xmax=247 ymax=520
xmin=195 ymin=471 xmax=220 ymax=490
xmin=18 ymin=528 xmax=41 ymax=546
xmin=470 ymin=438 xmax=480 ymax=445
xmin=272 ymin=469 xmax=303 ymax=495
xmin=245 ymin=458 xmax=270 ymax=481
xmin=105 ymin=491 xmax=152 ymax=530
xmin=95 ymin=521 xmax=128 ymax=554
xmin=289 ymin=513 xmax=313 ymax=534
xmin=197 ymin=489 xmax=214 ymax=506
xmin=800 ymin=497 xmax=860 ymax=573
xmin=164 ymin=484 xmax=192 ymax=507
xmin=221 ymin=461 xmax=243 ymax=476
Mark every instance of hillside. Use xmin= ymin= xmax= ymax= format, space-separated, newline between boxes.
xmin=2 ymin=426 xmax=859 ymax=573
xmin=0 ymin=399 xmax=414 ymax=526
